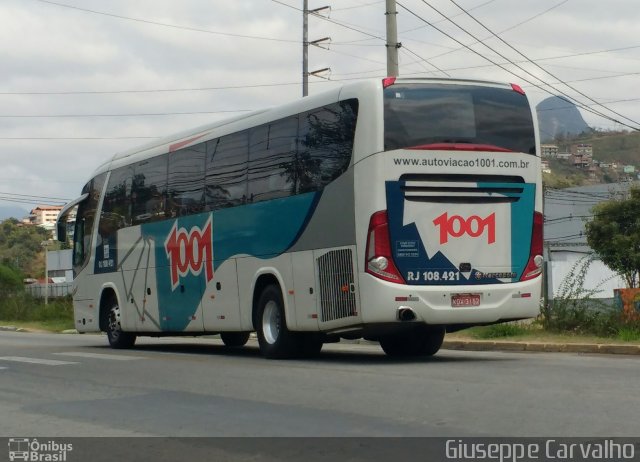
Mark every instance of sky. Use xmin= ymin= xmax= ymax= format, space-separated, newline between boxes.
xmin=1 ymin=0 xmax=639 ymax=215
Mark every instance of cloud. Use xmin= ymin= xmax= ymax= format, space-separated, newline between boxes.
xmin=0 ymin=0 xmax=638 ymax=208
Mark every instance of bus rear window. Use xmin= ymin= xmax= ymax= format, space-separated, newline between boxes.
xmin=384 ymin=83 xmax=536 ymax=155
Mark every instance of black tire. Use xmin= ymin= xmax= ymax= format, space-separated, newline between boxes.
xmin=103 ymin=298 xmax=136 ymax=349
xmin=380 ymin=325 xmax=445 ymax=357
xmin=256 ymin=285 xmax=299 ymax=359
xmin=220 ymin=332 xmax=250 ymax=347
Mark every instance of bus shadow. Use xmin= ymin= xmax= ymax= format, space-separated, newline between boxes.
xmin=87 ymin=340 xmax=514 ymax=365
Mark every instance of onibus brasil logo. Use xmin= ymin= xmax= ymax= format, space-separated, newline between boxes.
xmin=164 ymin=217 xmax=214 ymax=290
xmin=8 ymin=438 xmax=73 ymax=461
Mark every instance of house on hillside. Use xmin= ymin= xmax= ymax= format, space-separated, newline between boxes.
xmin=541 ymin=144 xmax=559 ymax=158
xmin=23 ymin=204 xmax=74 ymax=239
xmin=570 ymin=143 xmax=592 ymax=168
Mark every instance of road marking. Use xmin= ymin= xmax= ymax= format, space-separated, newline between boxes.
xmin=0 ymin=356 xmax=78 ymax=366
xmin=52 ymin=352 xmax=143 ymax=361
xmin=0 ymin=366 xmax=7 ymax=370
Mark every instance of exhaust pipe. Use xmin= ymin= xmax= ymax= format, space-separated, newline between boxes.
xmin=397 ymin=306 xmax=416 ymax=322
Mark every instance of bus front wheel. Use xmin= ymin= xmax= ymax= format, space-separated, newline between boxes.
xmin=103 ymin=298 xmax=136 ymax=349
xmin=220 ymin=332 xmax=250 ymax=347
xmin=256 ymin=285 xmax=298 ymax=359
xmin=379 ymin=325 xmax=445 ymax=357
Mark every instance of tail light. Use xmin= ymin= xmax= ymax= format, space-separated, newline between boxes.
xmin=520 ymin=211 xmax=543 ymax=281
xmin=511 ymin=83 xmax=526 ymax=95
xmin=365 ymin=211 xmax=405 ymax=284
xmin=382 ymin=77 xmax=396 ymax=89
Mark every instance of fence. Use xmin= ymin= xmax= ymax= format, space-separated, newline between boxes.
xmin=24 ymin=283 xmax=73 ymax=298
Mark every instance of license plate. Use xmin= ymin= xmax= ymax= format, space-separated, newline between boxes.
xmin=451 ymin=293 xmax=481 ymax=307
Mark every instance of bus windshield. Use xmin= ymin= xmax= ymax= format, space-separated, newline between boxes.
xmin=383 ymin=83 xmax=536 ymax=154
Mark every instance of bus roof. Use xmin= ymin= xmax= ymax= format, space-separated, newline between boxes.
xmin=87 ymin=77 xmax=518 ymax=179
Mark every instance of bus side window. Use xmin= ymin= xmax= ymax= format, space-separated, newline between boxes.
xmin=167 ymin=144 xmax=206 ymax=217
xmin=205 ymin=132 xmax=249 ymax=210
xmin=72 ymin=173 xmax=106 ymax=272
xmin=297 ymin=99 xmax=358 ymax=193
xmin=100 ymin=166 xmax=132 ymax=234
xmin=131 ymin=154 xmax=168 ymax=224
xmin=248 ymin=116 xmax=297 ymax=202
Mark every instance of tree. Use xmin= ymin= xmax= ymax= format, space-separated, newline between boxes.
xmin=585 ymin=188 xmax=640 ymax=287
xmin=0 ymin=219 xmax=51 ymax=277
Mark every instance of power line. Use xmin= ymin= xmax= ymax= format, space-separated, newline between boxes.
xmin=0 ymin=82 xmax=302 ymax=96
xmin=0 ymin=191 xmax=72 ymax=201
xmin=396 ymin=1 xmax=640 ymax=132
xmin=332 ymin=1 xmax=384 ymax=11
xmin=0 ymin=110 xmax=253 ymax=118
xmin=426 ymin=0 xmax=569 ymax=62
xmin=422 ymin=0 xmax=639 ymax=129
xmin=271 ymin=0 xmax=385 ymax=41
xmin=0 ymin=136 xmax=159 ymax=140
xmin=400 ymin=46 xmax=450 ymax=77
xmin=1 ymin=55 xmax=636 ymax=97
xmin=33 ymin=0 xmax=299 ymax=43
xmin=0 ymin=196 xmax=67 ymax=206
xmin=445 ymin=0 xmax=640 ymax=130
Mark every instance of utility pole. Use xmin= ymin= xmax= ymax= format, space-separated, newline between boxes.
xmin=302 ymin=2 xmax=330 ymax=97
xmin=385 ymin=0 xmax=400 ymax=77
xmin=42 ymin=240 xmax=51 ymax=305
xmin=303 ymin=0 xmax=309 ymax=97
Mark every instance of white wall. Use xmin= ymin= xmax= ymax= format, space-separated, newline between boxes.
xmin=548 ymin=251 xmax=626 ymax=299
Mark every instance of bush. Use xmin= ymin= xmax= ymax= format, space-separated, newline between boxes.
xmin=542 ymin=255 xmax=637 ymax=338
xmin=546 ymin=301 xmax=620 ymax=337
xmin=0 ymin=263 xmax=23 ymax=298
xmin=0 ymin=293 xmax=73 ymax=323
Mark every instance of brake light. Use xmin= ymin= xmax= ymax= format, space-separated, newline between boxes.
xmin=511 ymin=83 xmax=526 ymax=95
xmin=365 ymin=210 xmax=405 ymax=284
xmin=382 ymin=77 xmax=396 ymax=89
xmin=520 ymin=211 xmax=543 ymax=281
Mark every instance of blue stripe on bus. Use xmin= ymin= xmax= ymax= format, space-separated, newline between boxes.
xmin=212 ymin=192 xmax=321 ymax=269
xmin=141 ymin=192 xmax=320 ymax=331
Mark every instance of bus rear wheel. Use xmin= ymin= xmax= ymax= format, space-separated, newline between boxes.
xmin=379 ymin=325 xmax=445 ymax=357
xmin=104 ymin=298 xmax=136 ymax=349
xmin=220 ymin=332 xmax=250 ymax=347
xmin=256 ymin=285 xmax=299 ymax=359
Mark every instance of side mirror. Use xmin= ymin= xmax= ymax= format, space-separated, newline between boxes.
xmin=56 ymin=193 xmax=88 ymax=243
xmin=57 ymin=220 xmax=67 ymax=242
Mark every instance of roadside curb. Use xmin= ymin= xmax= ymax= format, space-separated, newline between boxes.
xmin=443 ymin=340 xmax=640 ymax=355
xmin=3 ymin=327 xmax=639 ymax=355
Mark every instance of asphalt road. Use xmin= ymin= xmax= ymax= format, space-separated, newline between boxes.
xmin=1 ymin=331 xmax=638 ymax=438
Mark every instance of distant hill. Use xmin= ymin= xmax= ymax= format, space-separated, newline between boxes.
xmin=0 ymin=205 xmax=28 ymax=221
xmin=536 ymin=96 xmax=590 ymax=142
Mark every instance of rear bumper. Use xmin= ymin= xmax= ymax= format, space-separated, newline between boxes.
xmin=358 ymin=273 xmax=541 ymax=325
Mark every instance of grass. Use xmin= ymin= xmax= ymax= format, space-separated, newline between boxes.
xmin=0 ymin=293 xmax=74 ymax=332
xmin=0 ymin=319 xmax=74 ymax=332
xmin=449 ymin=322 xmax=640 ymax=345
xmin=617 ymin=326 xmax=640 ymax=342
xmin=464 ymin=322 xmax=534 ymax=339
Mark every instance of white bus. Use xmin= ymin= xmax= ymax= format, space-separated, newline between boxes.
xmin=57 ymin=77 xmax=542 ymax=359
